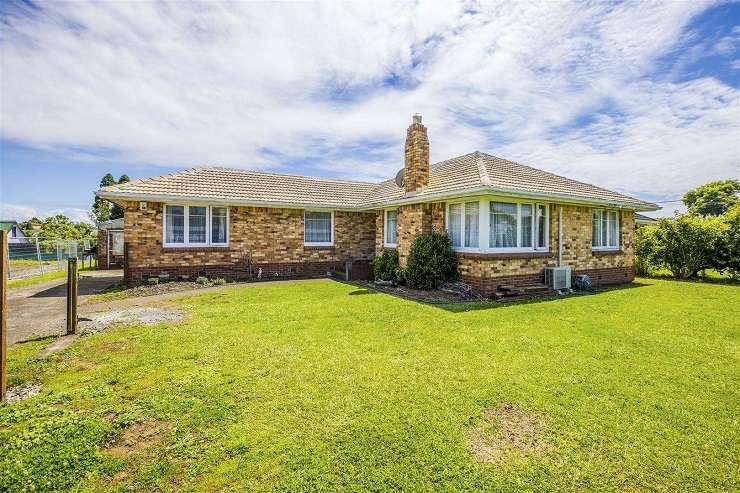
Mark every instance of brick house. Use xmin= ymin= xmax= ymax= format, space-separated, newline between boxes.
xmin=96 ymin=218 xmax=124 ymax=270
xmin=96 ymin=115 xmax=658 ymax=295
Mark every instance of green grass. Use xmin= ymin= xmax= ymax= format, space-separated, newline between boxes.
xmin=1 ymin=278 xmax=738 ymax=491
xmin=8 ymin=264 xmax=97 ymax=289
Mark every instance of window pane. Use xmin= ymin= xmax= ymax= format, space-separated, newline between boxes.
xmin=490 ymin=202 xmax=517 ymax=248
xmin=189 ymin=206 xmax=207 ymax=243
xmin=211 ymin=207 xmax=227 ymax=244
xmin=600 ymin=213 xmax=608 ymax=248
xmin=608 ymin=211 xmax=619 ymax=248
xmin=449 ymin=204 xmax=462 ymax=247
xmin=521 ymin=204 xmax=533 ymax=248
xmin=165 ymin=206 xmax=184 ymax=243
xmin=464 ymin=202 xmax=479 ymax=248
xmin=592 ymin=210 xmax=602 ymax=247
xmin=305 ymin=212 xmax=332 ymax=243
xmin=386 ymin=210 xmax=397 ymax=244
xmin=536 ymin=204 xmax=547 ymax=248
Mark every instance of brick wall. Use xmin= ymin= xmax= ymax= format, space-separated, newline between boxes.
xmin=122 ymin=202 xmax=375 ymax=285
xmin=403 ymin=117 xmax=429 ymax=193
xmin=96 ymin=229 xmax=124 ymax=270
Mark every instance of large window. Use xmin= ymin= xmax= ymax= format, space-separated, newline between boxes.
xmin=384 ymin=210 xmax=397 ymax=247
xmin=592 ymin=209 xmax=619 ymax=250
xmin=304 ymin=211 xmax=333 ymax=246
xmin=447 ymin=199 xmax=549 ymax=253
xmin=163 ymin=205 xmax=229 ymax=247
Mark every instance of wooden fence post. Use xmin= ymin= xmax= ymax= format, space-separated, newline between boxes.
xmin=1 ymin=230 xmax=8 ymax=402
xmin=66 ymin=257 xmax=78 ymax=335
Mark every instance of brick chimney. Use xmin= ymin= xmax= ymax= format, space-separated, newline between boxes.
xmin=403 ymin=114 xmax=429 ymax=193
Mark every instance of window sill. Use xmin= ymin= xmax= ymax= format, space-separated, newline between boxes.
xmin=162 ymin=246 xmax=230 ymax=253
xmin=456 ymin=251 xmax=553 ymax=260
xmin=383 ymin=244 xmax=397 ymax=249
xmin=304 ymin=245 xmax=334 ymax=250
xmin=592 ymin=249 xmax=623 ymax=256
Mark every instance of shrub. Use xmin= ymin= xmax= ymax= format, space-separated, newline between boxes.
xmin=403 ymin=230 xmax=458 ymax=290
xmin=650 ymin=215 xmax=726 ymax=279
xmin=147 ymin=277 xmax=159 ymax=285
xmin=714 ymin=203 xmax=740 ymax=279
xmin=374 ymin=249 xmax=399 ymax=281
xmin=213 ymin=277 xmax=227 ymax=286
xmin=196 ymin=276 xmax=209 ymax=285
xmin=633 ymin=226 xmax=659 ymax=276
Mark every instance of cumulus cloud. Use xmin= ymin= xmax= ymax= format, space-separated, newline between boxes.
xmin=0 ymin=202 xmax=92 ymax=223
xmin=0 ymin=0 xmax=738 ymax=204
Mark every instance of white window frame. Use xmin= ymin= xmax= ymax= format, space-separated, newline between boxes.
xmin=162 ymin=204 xmax=230 ymax=248
xmin=446 ymin=197 xmax=549 ymax=254
xmin=592 ymin=209 xmax=620 ymax=251
xmin=384 ymin=209 xmax=398 ymax=248
xmin=304 ymin=210 xmax=334 ymax=247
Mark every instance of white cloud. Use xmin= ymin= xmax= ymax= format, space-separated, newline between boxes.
xmin=0 ymin=0 xmax=737 ymax=203
xmin=0 ymin=202 xmax=92 ymax=224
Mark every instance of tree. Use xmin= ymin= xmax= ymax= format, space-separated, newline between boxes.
xmin=19 ymin=214 xmax=96 ymax=240
xmin=110 ymin=174 xmax=131 ymax=219
xmin=713 ymin=203 xmax=740 ymax=279
xmin=683 ymin=179 xmax=740 ymax=217
xmin=650 ymin=215 xmax=726 ymax=279
xmin=92 ymin=173 xmax=116 ymax=223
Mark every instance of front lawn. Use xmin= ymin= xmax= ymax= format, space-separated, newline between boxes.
xmin=1 ymin=279 xmax=738 ymax=491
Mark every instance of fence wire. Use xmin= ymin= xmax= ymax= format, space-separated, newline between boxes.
xmin=5 ymin=237 xmax=97 ymax=279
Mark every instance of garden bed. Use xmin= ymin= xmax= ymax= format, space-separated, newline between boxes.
xmin=90 ymin=280 xmax=222 ymax=301
xmin=351 ymin=280 xmax=484 ymax=304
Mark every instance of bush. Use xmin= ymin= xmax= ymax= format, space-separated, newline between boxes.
xmin=147 ymin=277 xmax=159 ymax=285
xmin=403 ymin=230 xmax=458 ymax=289
xmin=196 ymin=276 xmax=210 ymax=285
xmin=213 ymin=277 xmax=227 ymax=286
xmin=374 ymin=249 xmax=399 ymax=281
xmin=650 ymin=215 xmax=726 ymax=279
xmin=714 ymin=203 xmax=740 ymax=279
xmin=633 ymin=226 xmax=659 ymax=276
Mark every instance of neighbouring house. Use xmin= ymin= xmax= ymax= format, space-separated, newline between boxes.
xmin=635 ymin=213 xmax=658 ymax=227
xmin=0 ymin=220 xmax=28 ymax=244
xmin=96 ymin=218 xmax=124 ymax=269
xmin=96 ymin=115 xmax=659 ymax=295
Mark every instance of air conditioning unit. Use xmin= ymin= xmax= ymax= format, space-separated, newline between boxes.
xmin=545 ymin=266 xmax=572 ymax=290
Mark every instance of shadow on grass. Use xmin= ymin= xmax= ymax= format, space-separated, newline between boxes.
xmin=639 ymin=273 xmax=740 ymax=286
xmin=348 ymin=289 xmax=380 ymax=296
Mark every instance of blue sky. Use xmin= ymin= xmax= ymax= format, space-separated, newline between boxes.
xmin=1 ymin=0 xmax=738 ymax=222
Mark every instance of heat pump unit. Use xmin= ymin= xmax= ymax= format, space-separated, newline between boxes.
xmin=545 ymin=266 xmax=572 ymax=290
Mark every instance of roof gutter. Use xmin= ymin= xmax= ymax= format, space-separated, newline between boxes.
xmin=368 ymin=186 xmax=660 ymax=211
xmin=98 ymin=184 xmax=660 ymax=213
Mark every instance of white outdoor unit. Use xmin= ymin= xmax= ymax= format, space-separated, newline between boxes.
xmin=545 ymin=266 xmax=572 ymax=290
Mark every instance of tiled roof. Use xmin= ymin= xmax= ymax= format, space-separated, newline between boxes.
xmin=635 ymin=213 xmax=658 ymax=223
xmin=97 ymin=152 xmax=658 ymax=210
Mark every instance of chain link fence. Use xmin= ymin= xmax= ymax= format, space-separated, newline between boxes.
xmin=6 ymin=237 xmax=97 ymax=279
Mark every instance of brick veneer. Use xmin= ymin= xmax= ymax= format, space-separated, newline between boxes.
xmin=404 ymin=116 xmax=430 ymax=193
xmin=96 ymin=228 xmax=124 ymax=270
xmin=122 ymin=202 xmax=375 ymax=285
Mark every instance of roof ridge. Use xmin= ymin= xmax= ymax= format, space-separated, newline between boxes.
xmin=476 ymin=152 xmax=653 ymax=205
xmin=475 ymin=151 xmax=492 ymax=186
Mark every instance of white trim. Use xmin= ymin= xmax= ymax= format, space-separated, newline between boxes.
xmin=591 ymin=208 xmax=620 ymax=251
xmin=303 ymin=210 xmax=334 ymax=247
xmin=383 ymin=209 xmax=398 ymax=248
xmin=97 ymin=186 xmax=659 ymax=212
xmin=162 ymin=204 xmax=230 ymax=248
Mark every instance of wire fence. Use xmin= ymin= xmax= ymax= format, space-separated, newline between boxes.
xmin=5 ymin=237 xmax=97 ymax=280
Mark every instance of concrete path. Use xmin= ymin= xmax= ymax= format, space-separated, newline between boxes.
xmin=7 ymin=270 xmax=123 ymax=345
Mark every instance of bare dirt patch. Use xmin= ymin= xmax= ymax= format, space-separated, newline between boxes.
xmin=467 ymin=403 xmax=551 ymax=465
xmin=78 ymin=307 xmax=185 ymax=336
xmin=105 ymin=420 xmax=171 ymax=458
xmin=5 ymin=383 xmax=42 ymax=404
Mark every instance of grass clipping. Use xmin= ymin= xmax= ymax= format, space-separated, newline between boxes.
xmin=467 ymin=403 xmax=551 ymax=465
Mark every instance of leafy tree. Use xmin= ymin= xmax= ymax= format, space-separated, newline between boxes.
xmin=92 ymin=173 xmax=116 ymax=223
xmin=713 ymin=203 xmax=740 ymax=279
xmin=19 ymin=214 xmax=95 ymax=240
xmin=403 ymin=229 xmax=458 ymax=289
xmin=650 ymin=215 xmax=726 ymax=279
xmin=110 ymin=174 xmax=131 ymax=219
xmin=633 ymin=225 xmax=659 ymax=276
xmin=683 ymin=179 xmax=740 ymax=217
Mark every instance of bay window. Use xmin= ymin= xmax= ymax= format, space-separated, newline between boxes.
xmin=163 ymin=205 xmax=229 ymax=247
xmin=304 ymin=211 xmax=333 ymax=246
xmin=447 ymin=199 xmax=549 ymax=253
xmin=592 ymin=209 xmax=619 ymax=250
xmin=384 ymin=210 xmax=397 ymax=247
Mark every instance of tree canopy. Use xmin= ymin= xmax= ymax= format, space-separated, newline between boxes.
xmin=683 ymin=179 xmax=740 ymax=217
xmin=92 ymin=173 xmax=130 ymax=222
xmin=19 ymin=214 xmax=96 ymax=240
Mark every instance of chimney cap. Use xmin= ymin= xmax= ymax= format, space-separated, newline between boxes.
xmin=412 ymin=113 xmax=422 ymax=124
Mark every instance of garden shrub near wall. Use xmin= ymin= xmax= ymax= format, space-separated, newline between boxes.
xmin=403 ymin=230 xmax=458 ymax=289
xmin=373 ymin=249 xmax=399 ymax=281
xmin=714 ymin=203 xmax=740 ymax=279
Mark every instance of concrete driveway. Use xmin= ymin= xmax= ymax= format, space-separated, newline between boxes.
xmin=8 ymin=270 xmax=123 ymax=345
